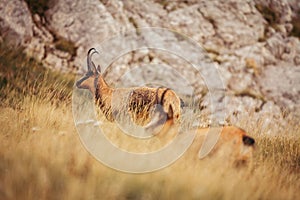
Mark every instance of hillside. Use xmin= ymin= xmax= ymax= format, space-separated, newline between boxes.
xmin=0 ymin=1 xmax=300 ymax=199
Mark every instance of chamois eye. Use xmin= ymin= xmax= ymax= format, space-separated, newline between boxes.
xmin=242 ymin=135 xmax=255 ymax=146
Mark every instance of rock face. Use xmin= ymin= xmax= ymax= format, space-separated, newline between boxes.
xmin=0 ymin=0 xmax=34 ymax=46
xmin=1 ymin=0 xmax=299 ymax=133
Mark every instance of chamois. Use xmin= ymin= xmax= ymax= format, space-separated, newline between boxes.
xmin=76 ymin=48 xmax=182 ymax=129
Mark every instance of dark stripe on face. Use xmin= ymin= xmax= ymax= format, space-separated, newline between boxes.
xmin=76 ymin=75 xmax=90 ymax=88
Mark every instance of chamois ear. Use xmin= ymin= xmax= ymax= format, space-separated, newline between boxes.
xmin=97 ymin=65 xmax=101 ymax=73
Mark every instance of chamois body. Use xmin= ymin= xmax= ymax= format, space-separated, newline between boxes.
xmin=76 ymin=48 xmax=181 ymax=128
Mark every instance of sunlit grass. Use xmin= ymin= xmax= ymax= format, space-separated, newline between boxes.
xmin=0 ymin=43 xmax=299 ymax=200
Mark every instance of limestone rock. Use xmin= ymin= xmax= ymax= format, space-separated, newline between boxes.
xmin=0 ymin=0 xmax=34 ymax=46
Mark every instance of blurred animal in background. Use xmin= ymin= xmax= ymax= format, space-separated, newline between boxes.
xmin=190 ymin=126 xmax=255 ymax=166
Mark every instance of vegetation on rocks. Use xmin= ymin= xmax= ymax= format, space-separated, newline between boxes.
xmin=24 ymin=0 xmax=52 ymax=17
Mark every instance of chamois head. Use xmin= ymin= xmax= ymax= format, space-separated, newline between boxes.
xmin=76 ymin=48 xmax=102 ymax=93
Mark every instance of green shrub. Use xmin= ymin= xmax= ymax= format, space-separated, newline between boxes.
xmin=54 ymin=37 xmax=77 ymax=56
xmin=291 ymin=10 xmax=300 ymax=38
xmin=24 ymin=0 xmax=51 ymax=17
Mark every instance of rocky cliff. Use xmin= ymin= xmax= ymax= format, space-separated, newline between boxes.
xmin=1 ymin=0 xmax=299 ymax=133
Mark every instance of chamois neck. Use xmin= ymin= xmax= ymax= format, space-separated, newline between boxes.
xmin=95 ymin=75 xmax=109 ymax=89
xmin=94 ymin=75 xmax=111 ymax=100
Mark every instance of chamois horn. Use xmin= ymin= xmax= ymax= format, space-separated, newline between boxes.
xmin=87 ymin=48 xmax=99 ymax=73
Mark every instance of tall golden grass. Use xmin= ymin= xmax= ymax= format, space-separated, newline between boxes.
xmin=0 ymin=43 xmax=299 ymax=200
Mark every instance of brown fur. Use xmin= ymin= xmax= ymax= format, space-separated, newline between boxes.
xmin=77 ymin=49 xmax=255 ymax=165
xmin=194 ymin=126 xmax=255 ymax=165
xmin=154 ymin=124 xmax=255 ymax=165
xmin=76 ymin=48 xmax=181 ymax=127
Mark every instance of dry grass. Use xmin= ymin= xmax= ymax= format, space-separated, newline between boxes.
xmin=0 ymin=43 xmax=299 ymax=200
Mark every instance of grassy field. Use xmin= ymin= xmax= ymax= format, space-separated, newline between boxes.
xmin=0 ymin=43 xmax=299 ymax=200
